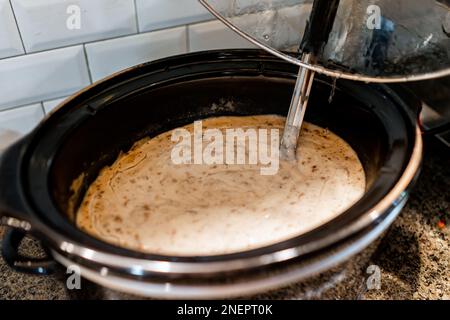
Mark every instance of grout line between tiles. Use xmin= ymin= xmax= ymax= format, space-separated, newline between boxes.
xmin=0 ymin=24 xmax=190 ymax=62
xmin=0 ymin=102 xmax=42 ymax=113
xmin=83 ymin=44 xmax=94 ymax=84
xmin=0 ymin=52 xmax=25 ymax=60
xmin=0 ymin=94 xmax=72 ymax=113
xmin=133 ymin=0 xmax=140 ymax=33
xmin=42 ymin=95 xmax=70 ymax=103
xmin=39 ymin=102 xmax=46 ymax=116
xmin=8 ymin=0 xmax=27 ymax=54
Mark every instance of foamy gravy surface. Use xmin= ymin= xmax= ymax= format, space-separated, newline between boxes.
xmin=76 ymin=115 xmax=365 ymax=256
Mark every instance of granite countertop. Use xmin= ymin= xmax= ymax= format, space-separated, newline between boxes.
xmin=0 ymin=137 xmax=448 ymax=300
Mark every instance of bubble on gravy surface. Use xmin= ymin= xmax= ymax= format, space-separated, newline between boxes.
xmin=76 ymin=115 xmax=365 ymax=256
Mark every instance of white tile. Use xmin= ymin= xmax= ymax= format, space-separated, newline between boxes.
xmin=43 ymin=96 xmax=68 ymax=114
xmin=188 ymin=20 xmax=256 ymax=52
xmin=0 ymin=0 xmax=24 ymax=58
xmin=0 ymin=103 xmax=44 ymax=151
xmin=0 ymin=46 xmax=90 ymax=110
xmin=11 ymin=0 xmax=137 ymax=52
xmin=136 ymin=0 xmax=213 ymax=32
xmin=86 ymin=27 xmax=187 ymax=81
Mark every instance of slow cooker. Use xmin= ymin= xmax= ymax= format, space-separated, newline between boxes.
xmin=0 ymin=49 xmax=422 ymax=298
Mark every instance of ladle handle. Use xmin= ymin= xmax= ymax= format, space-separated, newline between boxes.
xmin=300 ymin=0 xmax=341 ymax=55
xmin=280 ymin=54 xmax=315 ymax=160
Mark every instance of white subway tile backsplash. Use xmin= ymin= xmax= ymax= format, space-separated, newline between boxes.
xmin=0 ymin=46 xmax=90 ymax=110
xmin=136 ymin=0 xmax=212 ymax=32
xmin=0 ymin=103 xmax=44 ymax=151
xmin=43 ymin=96 xmax=68 ymax=114
xmin=0 ymin=0 xmax=24 ymax=59
xmin=86 ymin=27 xmax=187 ymax=81
xmin=11 ymin=0 xmax=137 ymax=52
xmin=0 ymin=0 xmax=270 ymax=118
xmin=188 ymin=20 xmax=256 ymax=52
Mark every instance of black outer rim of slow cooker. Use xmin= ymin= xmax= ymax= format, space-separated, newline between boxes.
xmin=9 ymin=49 xmax=417 ymax=265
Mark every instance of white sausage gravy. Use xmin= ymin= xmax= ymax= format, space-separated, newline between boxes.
xmin=76 ymin=115 xmax=365 ymax=256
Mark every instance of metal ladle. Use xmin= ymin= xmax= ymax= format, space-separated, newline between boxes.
xmin=280 ymin=0 xmax=340 ymax=160
xmin=279 ymin=53 xmax=315 ymax=160
xmin=199 ymin=0 xmax=450 ymax=157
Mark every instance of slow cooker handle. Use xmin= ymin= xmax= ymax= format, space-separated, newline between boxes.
xmin=0 ymin=138 xmax=33 ymax=224
xmin=1 ymin=139 xmax=57 ymax=275
xmin=1 ymin=227 xmax=57 ymax=275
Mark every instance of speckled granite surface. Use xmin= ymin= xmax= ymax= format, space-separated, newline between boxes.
xmin=0 ymin=137 xmax=448 ymax=300
xmin=361 ymin=138 xmax=449 ymax=300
